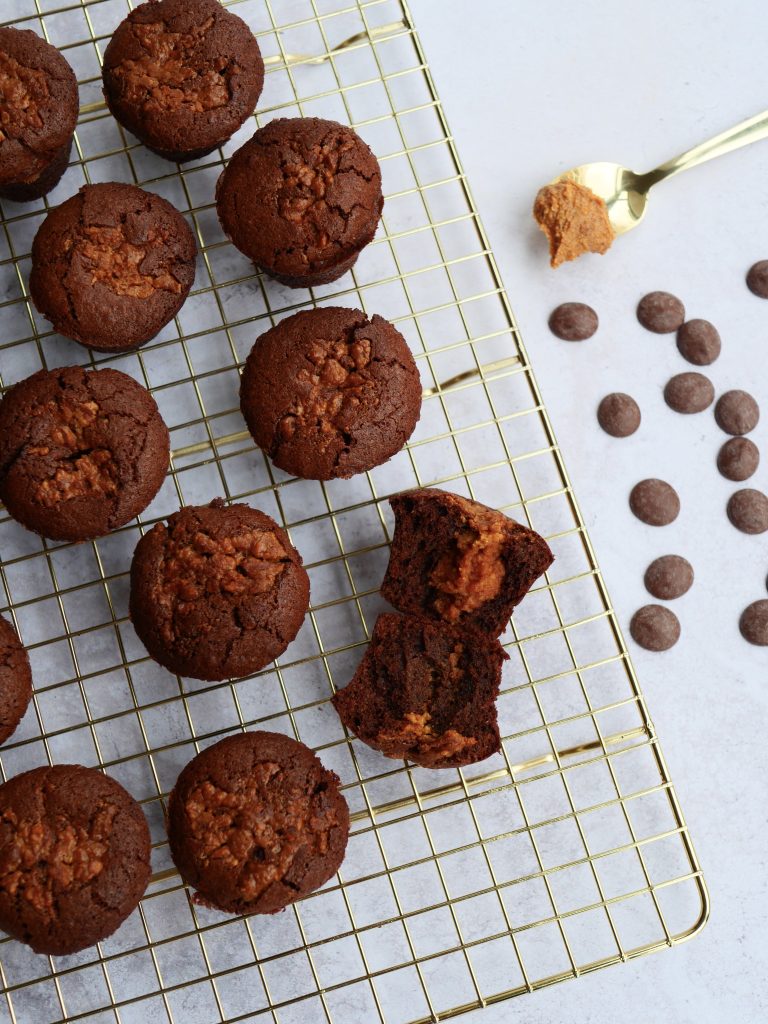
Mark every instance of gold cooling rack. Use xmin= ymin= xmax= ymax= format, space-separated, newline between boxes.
xmin=0 ymin=1 xmax=707 ymax=1022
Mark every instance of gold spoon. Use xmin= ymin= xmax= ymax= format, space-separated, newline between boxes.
xmin=554 ymin=108 xmax=768 ymax=236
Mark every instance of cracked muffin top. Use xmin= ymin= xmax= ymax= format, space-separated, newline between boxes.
xmin=240 ymin=306 xmax=421 ymax=480
xmin=0 ymin=27 xmax=78 ymax=195
xmin=29 ymin=182 xmax=196 ymax=352
xmin=130 ymin=499 xmax=310 ymax=681
xmin=0 ymin=365 xmax=170 ymax=542
xmin=216 ymin=117 xmax=383 ymax=288
xmin=0 ymin=615 xmax=33 ymax=748
xmin=0 ymin=764 xmax=151 ymax=955
xmin=167 ymin=731 xmax=349 ymax=914
xmin=102 ymin=0 xmax=264 ymax=162
xmin=333 ymin=613 xmax=506 ymax=769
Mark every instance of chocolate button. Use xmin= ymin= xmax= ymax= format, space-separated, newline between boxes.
xmin=597 ymin=393 xmax=641 ymax=437
xmin=629 ymin=479 xmax=680 ymax=526
xmin=727 ymin=489 xmax=768 ymax=534
xmin=663 ymin=372 xmax=714 ymax=414
xmin=715 ymin=390 xmax=760 ymax=435
xmin=676 ymin=319 xmax=721 ymax=365
xmin=548 ymin=302 xmax=599 ymax=341
xmin=717 ymin=437 xmax=759 ymax=482
xmin=644 ymin=555 xmax=694 ymax=600
xmin=636 ymin=291 xmax=685 ymax=333
xmin=630 ymin=605 xmax=681 ymax=651
xmin=746 ymin=261 xmax=768 ymax=299
xmin=740 ymin=600 xmax=768 ymax=644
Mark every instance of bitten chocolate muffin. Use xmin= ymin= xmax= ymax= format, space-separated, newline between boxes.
xmin=130 ymin=500 xmax=309 ymax=681
xmin=102 ymin=0 xmax=264 ymax=163
xmin=333 ymin=613 xmax=506 ymax=769
xmin=240 ymin=307 xmax=421 ymax=480
xmin=0 ymin=616 xmax=32 ymax=747
xmin=0 ymin=27 xmax=78 ymax=202
xmin=216 ymin=117 xmax=383 ymax=287
xmin=381 ymin=489 xmax=554 ymax=637
xmin=0 ymin=366 xmax=169 ymax=542
xmin=0 ymin=764 xmax=151 ymax=955
xmin=29 ymin=182 xmax=196 ymax=352
xmin=167 ymin=731 xmax=349 ymax=914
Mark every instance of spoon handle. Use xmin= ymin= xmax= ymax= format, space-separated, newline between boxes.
xmin=644 ymin=109 xmax=768 ymax=186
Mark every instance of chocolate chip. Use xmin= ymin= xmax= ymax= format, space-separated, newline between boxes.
xmin=739 ymin=600 xmax=768 ymax=645
xmin=644 ymin=555 xmax=694 ymax=600
xmin=717 ymin=437 xmax=760 ymax=481
xmin=715 ymin=390 xmax=760 ymax=435
xmin=746 ymin=261 xmax=768 ymax=298
xmin=676 ymin=319 xmax=721 ymax=365
xmin=630 ymin=605 xmax=681 ymax=651
xmin=663 ymin=372 xmax=714 ymax=414
xmin=636 ymin=291 xmax=685 ymax=333
xmin=548 ymin=303 xmax=598 ymax=341
xmin=629 ymin=479 xmax=680 ymax=526
xmin=597 ymin=393 xmax=641 ymax=437
xmin=727 ymin=489 xmax=768 ymax=534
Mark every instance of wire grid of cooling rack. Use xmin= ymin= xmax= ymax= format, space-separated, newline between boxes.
xmin=0 ymin=1 xmax=707 ymax=1021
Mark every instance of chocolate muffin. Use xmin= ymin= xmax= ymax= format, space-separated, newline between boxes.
xmin=0 ymin=366 xmax=170 ymax=542
xmin=240 ymin=307 xmax=421 ymax=480
xmin=102 ymin=0 xmax=264 ymax=163
xmin=0 ymin=764 xmax=151 ymax=955
xmin=130 ymin=500 xmax=309 ymax=681
xmin=0 ymin=616 xmax=33 ymax=747
xmin=333 ymin=613 xmax=506 ymax=769
xmin=167 ymin=731 xmax=349 ymax=914
xmin=0 ymin=28 xmax=78 ymax=203
xmin=216 ymin=117 xmax=383 ymax=287
xmin=381 ymin=489 xmax=554 ymax=637
xmin=29 ymin=182 xmax=196 ymax=353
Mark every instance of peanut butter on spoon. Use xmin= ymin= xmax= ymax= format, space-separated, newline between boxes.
xmin=533 ymin=180 xmax=615 ymax=267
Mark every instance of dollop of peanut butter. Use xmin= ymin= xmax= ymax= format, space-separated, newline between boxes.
xmin=533 ymin=181 xmax=615 ymax=268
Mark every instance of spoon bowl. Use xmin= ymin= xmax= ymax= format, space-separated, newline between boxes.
xmin=553 ymin=162 xmax=650 ymax=236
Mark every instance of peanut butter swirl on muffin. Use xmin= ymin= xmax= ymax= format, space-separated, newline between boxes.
xmin=167 ymin=732 xmax=349 ymax=914
xmin=103 ymin=0 xmax=264 ymax=162
xmin=0 ymin=765 xmax=151 ymax=955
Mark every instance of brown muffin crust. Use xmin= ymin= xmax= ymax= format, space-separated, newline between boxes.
xmin=381 ymin=488 xmax=554 ymax=637
xmin=130 ymin=500 xmax=310 ymax=681
xmin=333 ymin=613 xmax=506 ymax=769
xmin=29 ymin=182 xmax=197 ymax=352
xmin=0 ymin=27 xmax=78 ymax=201
xmin=0 ymin=616 xmax=33 ymax=747
xmin=102 ymin=0 xmax=264 ymax=162
xmin=0 ymin=366 xmax=170 ymax=542
xmin=167 ymin=731 xmax=349 ymax=914
xmin=240 ymin=306 xmax=421 ymax=480
xmin=216 ymin=117 xmax=383 ymax=288
xmin=0 ymin=764 xmax=151 ymax=955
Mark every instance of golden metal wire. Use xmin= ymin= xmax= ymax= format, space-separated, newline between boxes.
xmin=0 ymin=1 xmax=707 ymax=1022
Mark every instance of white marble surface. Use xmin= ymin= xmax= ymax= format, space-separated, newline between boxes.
xmin=407 ymin=0 xmax=768 ymax=1020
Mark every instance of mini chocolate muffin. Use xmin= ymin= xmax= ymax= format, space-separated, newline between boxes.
xmin=240 ymin=307 xmax=421 ymax=480
xmin=0 ymin=616 xmax=32 ymax=747
xmin=333 ymin=613 xmax=506 ymax=769
xmin=216 ymin=117 xmax=383 ymax=288
xmin=102 ymin=0 xmax=264 ymax=163
xmin=381 ymin=489 xmax=554 ymax=637
xmin=167 ymin=731 xmax=349 ymax=914
xmin=0 ymin=28 xmax=78 ymax=203
xmin=0 ymin=366 xmax=169 ymax=542
xmin=30 ymin=182 xmax=196 ymax=352
xmin=0 ymin=764 xmax=151 ymax=955
xmin=130 ymin=500 xmax=309 ymax=680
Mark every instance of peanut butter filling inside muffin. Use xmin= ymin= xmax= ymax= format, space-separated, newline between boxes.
xmin=0 ymin=52 xmax=48 ymax=141
xmin=533 ymin=180 xmax=615 ymax=267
